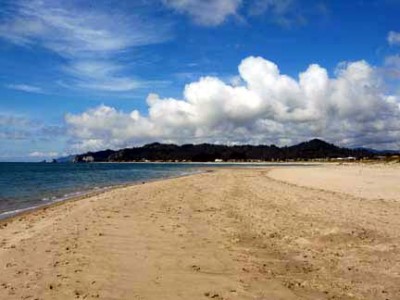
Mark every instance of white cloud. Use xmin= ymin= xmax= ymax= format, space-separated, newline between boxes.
xmin=0 ymin=114 xmax=30 ymax=127
xmin=0 ymin=113 xmax=65 ymax=141
xmin=162 ymin=0 xmax=242 ymax=26
xmin=385 ymin=55 xmax=400 ymax=66
xmin=162 ymin=0 xmax=308 ymax=28
xmin=0 ymin=0 xmax=171 ymax=92
xmin=6 ymin=84 xmax=44 ymax=94
xmin=388 ymin=31 xmax=400 ymax=46
xmin=65 ymin=56 xmax=400 ymax=152
xmin=249 ymin=0 xmax=294 ymax=16
xmin=384 ymin=55 xmax=400 ymax=79
xmin=248 ymin=0 xmax=305 ymax=27
xmin=1 ymin=1 xmax=167 ymax=53
xmin=62 ymin=61 xmax=140 ymax=92
xmin=29 ymin=151 xmax=59 ymax=158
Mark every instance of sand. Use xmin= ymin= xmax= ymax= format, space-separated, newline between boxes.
xmin=268 ymin=163 xmax=400 ymax=201
xmin=0 ymin=165 xmax=400 ymax=299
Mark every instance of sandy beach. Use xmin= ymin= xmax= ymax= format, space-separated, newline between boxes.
xmin=1 ymin=164 xmax=400 ymax=300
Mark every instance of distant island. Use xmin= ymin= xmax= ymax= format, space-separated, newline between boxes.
xmin=66 ymin=139 xmax=399 ymax=163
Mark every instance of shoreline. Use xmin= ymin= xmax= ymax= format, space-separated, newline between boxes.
xmin=0 ymin=162 xmax=323 ymax=223
xmin=1 ymin=160 xmax=395 ymax=223
xmin=0 ymin=168 xmax=208 ymax=224
xmin=1 ymin=161 xmax=396 ymax=224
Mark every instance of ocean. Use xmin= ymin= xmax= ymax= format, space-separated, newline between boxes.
xmin=0 ymin=162 xmax=309 ymax=219
xmin=0 ymin=162 xmax=206 ymax=219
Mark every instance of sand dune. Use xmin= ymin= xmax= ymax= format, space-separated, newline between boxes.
xmin=1 ymin=165 xmax=399 ymax=299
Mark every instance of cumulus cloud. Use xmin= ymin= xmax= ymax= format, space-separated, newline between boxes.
xmin=65 ymin=56 xmax=400 ymax=152
xmin=0 ymin=0 xmax=171 ymax=92
xmin=388 ymin=31 xmax=400 ymax=46
xmin=162 ymin=0 xmax=242 ymax=26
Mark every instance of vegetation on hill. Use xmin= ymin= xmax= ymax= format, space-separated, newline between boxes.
xmin=71 ymin=139 xmax=393 ymax=162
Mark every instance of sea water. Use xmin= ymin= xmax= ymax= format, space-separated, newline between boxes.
xmin=0 ymin=162 xmax=205 ymax=219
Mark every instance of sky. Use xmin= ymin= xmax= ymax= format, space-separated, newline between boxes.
xmin=0 ymin=0 xmax=399 ymax=161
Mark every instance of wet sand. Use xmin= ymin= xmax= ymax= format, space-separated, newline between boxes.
xmin=1 ymin=165 xmax=400 ymax=299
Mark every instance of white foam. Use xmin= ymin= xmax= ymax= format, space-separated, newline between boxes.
xmin=0 ymin=205 xmax=42 ymax=219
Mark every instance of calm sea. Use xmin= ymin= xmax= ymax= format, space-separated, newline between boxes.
xmin=0 ymin=162 xmax=311 ymax=219
xmin=0 ymin=162 xmax=206 ymax=219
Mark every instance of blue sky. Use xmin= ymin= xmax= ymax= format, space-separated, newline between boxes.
xmin=0 ymin=0 xmax=400 ymax=161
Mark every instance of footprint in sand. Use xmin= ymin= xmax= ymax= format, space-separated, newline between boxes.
xmin=191 ymin=264 xmax=201 ymax=272
xmin=204 ymin=292 xmax=224 ymax=299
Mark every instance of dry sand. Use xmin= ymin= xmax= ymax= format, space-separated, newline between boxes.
xmin=268 ymin=163 xmax=400 ymax=201
xmin=0 ymin=165 xmax=400 ymax=299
